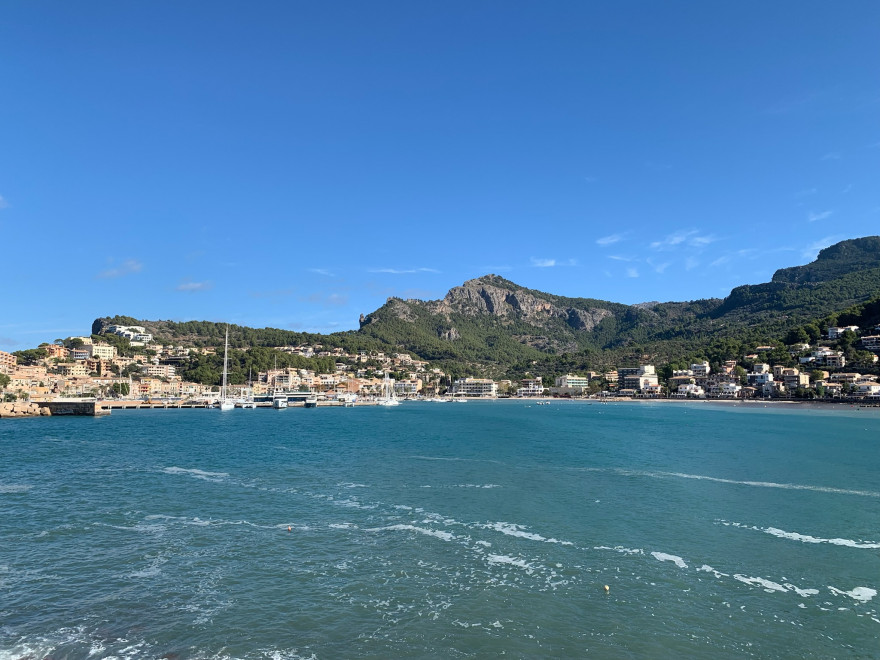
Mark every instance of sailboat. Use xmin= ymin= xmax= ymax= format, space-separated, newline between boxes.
xmin=376 ymin=374 xmax=400 ymax=407
xmin=240 ymin=367 xmax=257 ymax=408
xmin=218 ymin=327 xmax=235 ymax=410
xmin=271 ymin=356 xmax=287 ymax=409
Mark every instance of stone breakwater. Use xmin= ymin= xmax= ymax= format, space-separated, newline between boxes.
xmin=0 ymin=401 xmax=52 ymax=418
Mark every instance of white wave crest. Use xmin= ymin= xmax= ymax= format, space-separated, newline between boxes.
xmin=0 ymin=484 xmax=32 ymax=493
xmin=594 ymin=545 xmax=644 ymax=555
xmin=828 ymin=586 xmax=877 ymax=603
xmin=162 ymin=467 xmax=228 ymax=481
xmin=651 ymin=552 xmax=687 ymax=569
xmin=697 ymin=565 xmax=728 ymax=578
xmin=486 ymin=522 xmax=573 ymax=545
xmin=733 ymin=574 xmax=788 ymax=593
xmin=366 ymin=524 xmax=454 ymax=542
xmin=721 ymin=520 xmax=880 ymax=549
xmin=487 ymin=554 xmax=533 ymax=571
xmin=638 ymin=470 xmax=880 ymax=498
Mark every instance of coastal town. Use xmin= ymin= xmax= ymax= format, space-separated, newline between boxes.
xmin=2 ymin=321 xmax=880 ymax=417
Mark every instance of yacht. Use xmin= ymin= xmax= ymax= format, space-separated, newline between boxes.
xmin=218 ymin=327 xmax=235 ymax=411
xmin=304 ymin=394 xmax=318 ymax=408
xmin=376 ymin=375 xmax=400 ymax=407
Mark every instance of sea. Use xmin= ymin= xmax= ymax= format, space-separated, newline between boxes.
xmin=1 ymin=400 xmax=878 ymax=659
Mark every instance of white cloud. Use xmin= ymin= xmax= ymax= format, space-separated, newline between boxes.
xmin=369 ymin=267 xmax=441 ymax=274
xmin=650 ymin=230 xmax=716 ymax=251
xmin=820 ymin=152 xmax=841 ymax=161
xmin=176 ymin=280 xmax=213 ymax=292
xmin=794 ymin=187 xmax=818 ymax=198
xmin=98 ymin=258 xmax=143 ymax=279
xmin=584 ymin=176 xmax=598 ymax=183
xmin=807 ymin=210 xmax=833 ymax=223
xmin=626 ymin=267 xmax=639 ymax=278
xmin=596 ymin=233 xmax=624 ymax=246
xmin=0 ymin=195 xmax=8 ymax=209
xmin=800 ymin=236 xmax=843 ymax=260
xmin=685 ymin=257 xmax=699 ymax=271
xmin=647 ymin=259 xmax=671 ymax=274
xmin=309 ymin=268 xmax=335 ymax=277
xmin=842 ymin=183 xmax=853 ymax=194
xmin=530 ymin=258 xmax=556 ymax=268
xmin=607 ymin=255 xmax=634 ymax=262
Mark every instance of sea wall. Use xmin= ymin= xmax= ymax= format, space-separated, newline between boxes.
xmin=0 ymin=401 xmax=52 ymax=418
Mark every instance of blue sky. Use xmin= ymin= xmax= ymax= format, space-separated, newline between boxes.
xmin=1 ymin=2 xmax=878 ymax=349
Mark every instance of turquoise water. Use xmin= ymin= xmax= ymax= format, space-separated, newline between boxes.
xmin=1 ymin=401 xmax=878 ymax=658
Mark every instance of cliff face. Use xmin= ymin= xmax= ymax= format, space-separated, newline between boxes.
xmin=420 ymin=276 xmax=613 ymax=331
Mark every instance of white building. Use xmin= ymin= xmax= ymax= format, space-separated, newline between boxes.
xmin=691 ymin=361 xmax=710 ymax=377
xmin=453 ymin=378 xmax=498 ymax=398
xmin=828 ymin=326 xmax=859 ymax=339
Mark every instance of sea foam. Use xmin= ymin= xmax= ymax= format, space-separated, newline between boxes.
xmin=162 ymin=467 xmax=229 ymax=481
xmin=828 ymin=586 xmax=877 ymax=603
xmin=722 ymin=520 xmax=880 ymax=549
xmin=366 ymin=524 xmax=454 ymax=542
xmin=651 ymin=552 xmax=687 ymax=569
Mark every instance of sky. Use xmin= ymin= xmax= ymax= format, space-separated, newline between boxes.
xmin=1 ymin=1 xmax=879 ymax=349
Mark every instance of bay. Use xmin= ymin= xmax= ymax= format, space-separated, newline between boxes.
xmin=1 ymin=400 xmax=878 ymax=658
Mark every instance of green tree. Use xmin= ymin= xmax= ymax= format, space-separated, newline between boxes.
xmin=0 ymin=373 xmax=9 ymax=389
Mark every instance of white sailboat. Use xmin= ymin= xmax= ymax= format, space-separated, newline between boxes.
xmin=271 ymin=356 xmax=287 ymax=409
xmin=376 ymin=374 xmax=400 ymax=407
xmin=218 ymin=327 xmax=235 ymax=410
xmin=240 ymin=368 xmax=257 ymax=408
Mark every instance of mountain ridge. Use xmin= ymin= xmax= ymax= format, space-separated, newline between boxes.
xmin=93 ymin=236 xmax=880 ymax=377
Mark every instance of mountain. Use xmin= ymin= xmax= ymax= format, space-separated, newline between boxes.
xmin=357 ymin=236 xmax=880 ymax=374
xmin=92 ymin=236 xmax=880 ymax=378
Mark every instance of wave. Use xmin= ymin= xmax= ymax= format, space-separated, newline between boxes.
xmin=828 ymin=586 xmax=877 ymax=603
xmin=365 ymin=524 xmax=455 ymax=542
xmin=0 ymin=484 xmax=32 ymax=493
xmin=484 ymin=521 xmax=573 ymax=545
xmin=720 ymin=520 xmax=880 ymax=549
xmin=635 ymin=469 xmax=880 ymax=497
xmin=486 ymin=554 xmax=534 ymax=572
xmin=162 ymin=466 xmax=229 ymax=481
xmin=650 ymin=552 xmax=687 ymax=569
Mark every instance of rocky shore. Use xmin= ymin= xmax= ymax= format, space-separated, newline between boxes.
xmin=0 ymin=402 xmax=52 ymax=418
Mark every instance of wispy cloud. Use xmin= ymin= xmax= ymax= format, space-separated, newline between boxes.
xmin=530 ymin=257 xmax=577 ymax=268
xmin=807 ymin=210 xmax=833 ymax=223
xmin=369 ymin=267 xmax=441 ymax=274
xmin=801 ymin=236 xmax=843 ymax=260
xmin=842 ymin=183 xmax=853 ymax=194
xmin=176 ymin=280 xmax=213 ymax=292
xmin=97 ymin=258 xmax=143 ymax=279
xmin=820 ymin=152 xmax=841 ymax=161
xmin=794 ymin=187 xmax=818 ymax=198
xmin=650 ymin=230 xmax=717 ymax=251
xmin=607 ymin=255 xmax=635 ymax=262
xmin=685 ymin=257 xmax=700 ymax=271
xmin=584 ymin=176 xmax=598 ymax=183
xmin=596 ymin=233 xmax=625 ymax=247
xmin=646 ymin=259 xmax=671 ymax=274
xmin=626 ymin=267 xmax=639 ymax=278
xmin=0 ymin=195 xmax=8 ymax=209
xmin=309 ymin=268 xmax=335 ymax=277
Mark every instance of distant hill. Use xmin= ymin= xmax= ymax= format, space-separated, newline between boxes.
xmin=93 ymin=236 xmax=880 ymax=378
